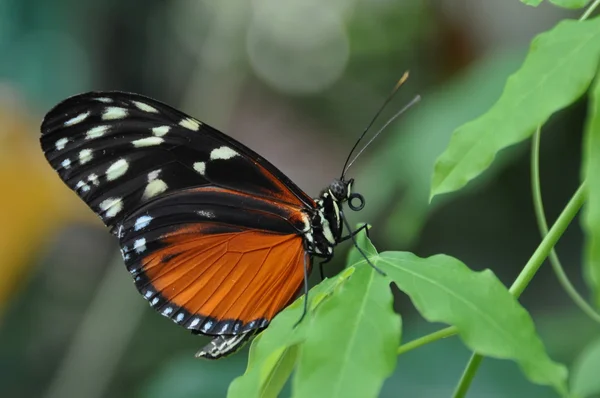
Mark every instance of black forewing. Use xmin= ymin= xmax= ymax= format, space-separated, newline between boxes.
xmin=40 ymin=91 xmax=316 ymax=233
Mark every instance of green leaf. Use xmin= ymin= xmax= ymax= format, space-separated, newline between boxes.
xmin=430 ymin=17 xmax=600 ymax=200
xmin=227 ymin=268 xmax=355 ymax=398
xmin=582 ymin=72 xmax=600 ymax=308
xmin=571 ymin=337 xmax=600 ymax=398
xmin=378 ymin=252 xmax=568 ymax=395
xmin=346 ymin=224 xmax=377 ymax=265
xmin=292 ymin=236 xmax=400 ymax=398
xmin=357 ymin=48 xmax=527 ymax=246
xmin=549 ymin=0 xmax=591 ymax=9
xmin=521 ymin=0 xmax=543 ymax=6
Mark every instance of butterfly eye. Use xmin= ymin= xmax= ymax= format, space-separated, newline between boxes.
xmin=348 ymin=192 xmax=365 ymax=211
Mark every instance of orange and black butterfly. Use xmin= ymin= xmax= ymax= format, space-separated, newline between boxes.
xmin=40 ymin=85 xmax=414 ymax=359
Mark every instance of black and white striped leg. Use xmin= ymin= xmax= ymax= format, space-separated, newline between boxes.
xmin=338 ymin=222 xmax=369 ymax=243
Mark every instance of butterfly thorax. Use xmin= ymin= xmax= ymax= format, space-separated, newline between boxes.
xmin=304 ymin=178 xmax=356 ymax=259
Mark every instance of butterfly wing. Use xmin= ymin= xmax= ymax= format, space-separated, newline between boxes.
xmin=40 ymin=91 xmax=316 ymax=234
xmin=121 ymin=187 xmax=311 ymax=336
xmin=40 ymin=91 xmax=316 ymax=345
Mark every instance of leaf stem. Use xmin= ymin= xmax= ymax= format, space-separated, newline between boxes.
xmin=579 ymin=0 xmax=600 ymax=21
xmin=452 ymin=355 xmax=484 ymax=398
xmin=510 ymin=182 xmax=587 ymax=297
xmin=397 ymin=181 xmax=588 ymax=360
xmin=451 ymin=182 xmax=587 ymax=398
xmin=531 ymin=127 xmax=600 ymax=323
xmin=396 ymin=326 xmax=457 ymax=356
xmin=447 ymin=6 xmax=598 ymax=398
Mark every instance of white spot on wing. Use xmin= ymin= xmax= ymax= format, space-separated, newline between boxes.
xmin=143 ymin=179 xmax=168 ymax=199
xmin=134 ymin=215 xmax=153 ymax=231
xmin=197 ymin=210 xmax=215 ymax=218
xmin=203 ymin=320 xmax=214 ymax=332
xmin=151 ymin=297 xmax=159 ymax=306
xmin=65 ymin=111 xmax=90 ymax=126
xmin=102 ymin=107 xmax=128 ymax=120
xmin=61 ymin=158 xmax=71 ymax=169
xmin=144 ymin=290 xmax=153 ymax=298
xmin=179 ymin=118 xmax=201 ymax=131
xmin=176 ymin=313 xmax=185 ymax=322
xmin=55 ymin=137 xmax=69 ymax=150
xmin=86 ymin=125 xmax=109 ymax=139
xmin=152 ymin=126 xmax=170 ymax=137
xmin=210 ymin=146 xmax=238 ymax=160
xmin=148 ymin=169 xmax=161 ymax=181
xmin=193 ymin=162 xmax=206 ymax=175
xmin=76 ymin=180 xmax=91 ymax=193
xmin=190 ymin=318 xmax=201 ymax=328
xmin=106 ymin=159 xmax=129 ymax=181
xmin=78 ymin=149 xmax=93 ymax=165
xmin=99 ymin=197 xmax=123 ymax=218
xmin=132 ymin=100 xmax=158 ymax=113
xmin=94 ymin=97 xmax=113 ymax=103
xmin=162 ymin=307 xmax=173 ymax=316
xmin=132 ymin=137 xmax=163 ymax=147
xmin=88 ymin=173 xmax=99 ymax=186
xmin=133 ymin=238 xmax=147 ymax=253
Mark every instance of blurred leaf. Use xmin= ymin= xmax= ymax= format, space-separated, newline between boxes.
xmin=356 ymin=49 xmax=527 ymax=245
xmin=292 ymin=233 xmax=400 ymax=398
xmin=550 ymin=0 xmax=592 ymax=8
xmin=523 ymin=0 xmax=592 ymax=7
xmin=521 ymin=0 xmax=544 ymax=6
xmin=228 ymin=267 xmax=355 ymax=398
xmin=582 ymin=71 xmax=600 ymax=308
xmin=256 ymin=343 xmax=300 ymax=398
xmin=430 ymin=17 xmax=600 ymax=200
xmin=571 ymin=337 xmax=600 ymax=398
xmin=378 ymin=251 xmax=568 ymax=395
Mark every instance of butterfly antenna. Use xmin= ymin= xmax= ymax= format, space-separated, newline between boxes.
xmin=343 ymin=94 xmax=421 ymax=174
xmin=340 ymin=71 xmax=410 ymax=179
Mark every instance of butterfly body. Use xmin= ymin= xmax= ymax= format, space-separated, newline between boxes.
xmin=40 ymin=91 xmax=361 ymax=359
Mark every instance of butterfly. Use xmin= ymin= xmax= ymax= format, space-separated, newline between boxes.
xmin=40 ymin=79 xmax=414 ymax=359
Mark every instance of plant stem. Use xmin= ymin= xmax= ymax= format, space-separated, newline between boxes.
xmin=451 ymin=183 xmax=587 ymax=398
xmin=450 ymin=6 xmax=598 ymax=397
xmin=398 ymin=182 xmax=587 ymax=362
xmin=580 ymin=0 xmax=600 ymax=21
xmin=397 ymin=326 xmax=457 ymax=356
xmin=531 ymin=127 xmax=600 ymax=323
xmin=510 ymin=182 xmax=587 ymax=297
xmin=452 ymin=355 xmax=484 ymax=398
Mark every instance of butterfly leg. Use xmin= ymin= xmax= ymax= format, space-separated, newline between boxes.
xmin=318 ymin=257 xmax=332 ymax=280
xmin=338 ymin=222 xmax=369 ymax=243
xmin=294 ymin=253 xmax=311 ymax=328
xmin=339 ymin=211 xmax=386 ymax=276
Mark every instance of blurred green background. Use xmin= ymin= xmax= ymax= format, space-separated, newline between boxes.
xmin=0 ymin=1 xmax=595 ymax=397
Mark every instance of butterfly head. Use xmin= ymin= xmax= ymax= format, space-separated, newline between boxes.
xmin=327 ymin=178 xmax=365 ymax=212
